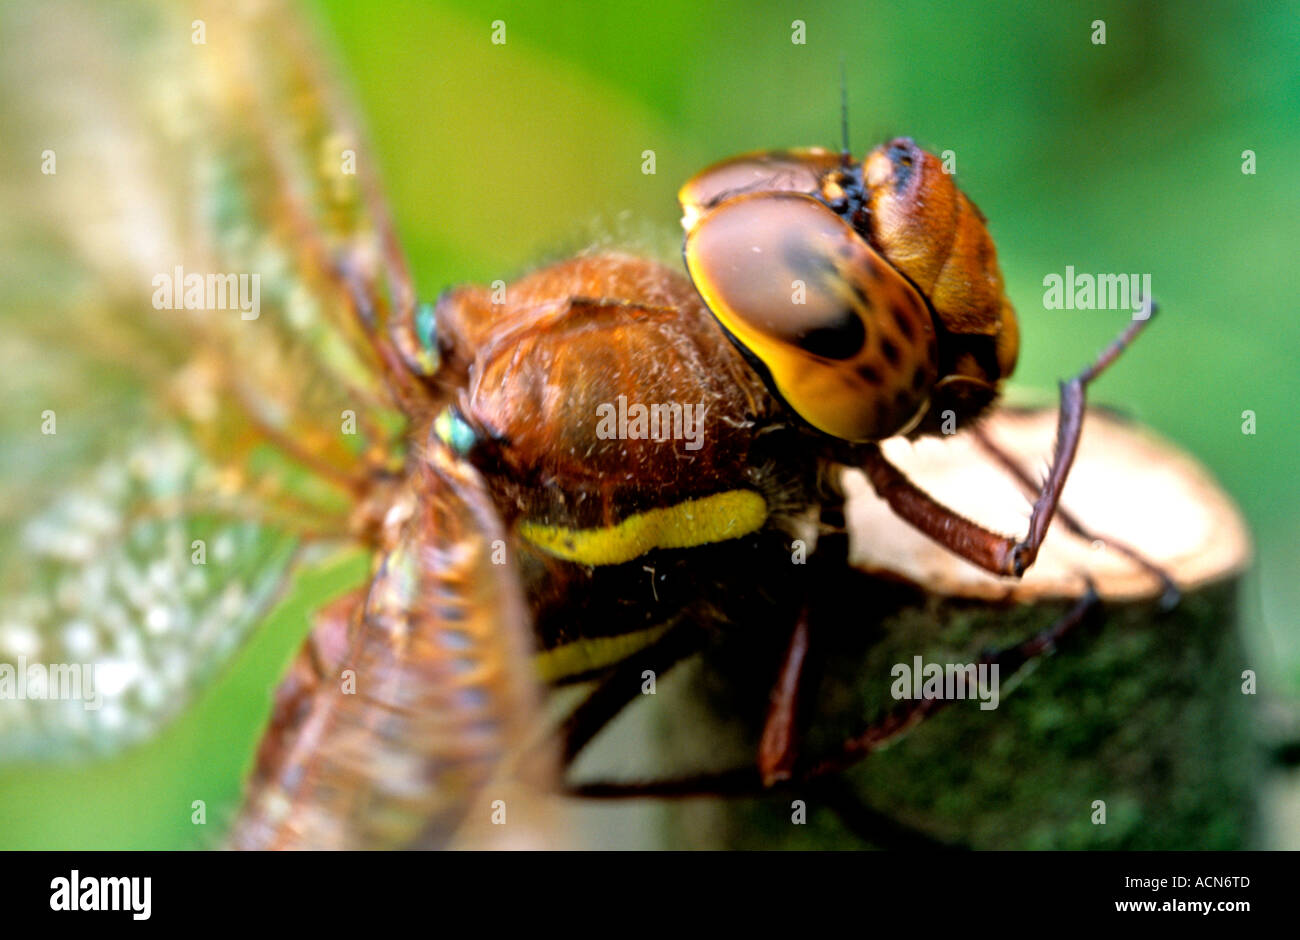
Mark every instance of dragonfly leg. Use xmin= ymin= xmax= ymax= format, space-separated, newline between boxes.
xmin=757 ymin=606 xmax=813 ymax=785
xmin=808 ymin=582 xmax=1102 ymax=778
xmin=757 ymin=520 xmax=856 ymax=785
xmin=970 ymin=423 xmax=1181 ymax=608
xmin=858 ymin=306 xmax=1159 ymax=578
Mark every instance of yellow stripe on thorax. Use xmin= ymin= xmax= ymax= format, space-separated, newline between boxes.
xmin=518 ymin=489 xmax=768 ymax=566
xmin=533 ymin=624 xmax=672 ymax=683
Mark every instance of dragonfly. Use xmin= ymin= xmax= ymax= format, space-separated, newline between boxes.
xmin=0 ymin=0 xmax=1178 ymax=849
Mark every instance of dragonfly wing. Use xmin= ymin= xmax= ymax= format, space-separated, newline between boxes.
xmin=0 ymin=429 xmax=301 ymax=760
xmin=0 ymin=0 xmax=424 ymax=758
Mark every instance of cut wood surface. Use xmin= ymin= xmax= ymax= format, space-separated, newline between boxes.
xmin=843 ymin=406 xmax=1252 ymax=603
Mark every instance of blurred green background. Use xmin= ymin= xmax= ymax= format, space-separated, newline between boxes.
xmin=1 ymin=0 xmax=1297 ymax=848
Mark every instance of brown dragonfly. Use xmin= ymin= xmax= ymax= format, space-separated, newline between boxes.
xmin=0 ymin=0 xmax=1177 ymax=849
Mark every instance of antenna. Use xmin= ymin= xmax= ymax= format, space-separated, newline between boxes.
xmin=839 ymin=59 xmax=850 ymax=165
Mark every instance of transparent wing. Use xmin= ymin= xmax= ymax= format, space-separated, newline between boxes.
xmin=0 ymin=430 xmax=301 ymax=760
xmin=0 ymin=0 xmax=420 ymax=759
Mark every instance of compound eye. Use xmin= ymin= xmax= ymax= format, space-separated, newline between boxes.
xmin=678 ymin=148 xmax=842 ymax=232
xmin=684 ymin=191 xmax=937 ymax=441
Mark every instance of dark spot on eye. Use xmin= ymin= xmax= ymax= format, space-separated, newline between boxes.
xmin=782 ymin=236 xmax=839 ymax=282
xmin=796 ymin=310 xmax=866 ymax=360
xmin=892 ymin=307 xmax=916 ymax=342
xmin=857 ymin=363 xmax=882 ymax=385
xmin=911 ymin=365 xmax=928 ymax=392
xmin=881 ymin=338 xmax=901 ymax=367
xmin=838 ymin=241 xmax=856 ymax=261
xmin=850 ymin=280 xmax=874 ymax=312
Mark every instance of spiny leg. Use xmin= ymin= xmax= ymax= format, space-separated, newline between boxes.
xmin=970 ymin=423 xmax=1181 ymax=608
xmin=859 ymin=306 xmax=1159 ymax=578
xmin=758 ymin=607 xmax=813 ymax=785
xmin=1005 ymin=307 xmax=1159 ymax=575
xmin=758 ymin=524 xmax=850 ymax=785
